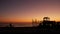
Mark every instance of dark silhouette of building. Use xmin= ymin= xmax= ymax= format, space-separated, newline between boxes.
xmin=38 ymin=17 xmax=56 ymax=29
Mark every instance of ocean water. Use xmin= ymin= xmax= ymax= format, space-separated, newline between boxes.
xmin=0 ymin=22 xmax=33 ymax=27
xmin=13 ymin=23 xmax=33 ymax=27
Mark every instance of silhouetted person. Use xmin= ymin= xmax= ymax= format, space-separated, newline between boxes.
xmin=9 ymin=23 xmax=13 ymax=28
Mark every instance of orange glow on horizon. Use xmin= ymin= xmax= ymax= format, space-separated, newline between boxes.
xmin=1 ymin=17 xmax=60 ymax=23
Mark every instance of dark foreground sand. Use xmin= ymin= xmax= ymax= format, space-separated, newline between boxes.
xmin=0 ymin=27 xmax=60 ymax=33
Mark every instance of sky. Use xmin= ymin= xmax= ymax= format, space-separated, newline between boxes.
xmin=0 ymin=0 xmax=60 ymax=22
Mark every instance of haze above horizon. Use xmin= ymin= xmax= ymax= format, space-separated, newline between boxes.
xmin=0 ymin=0 xmax=60 ymax=23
